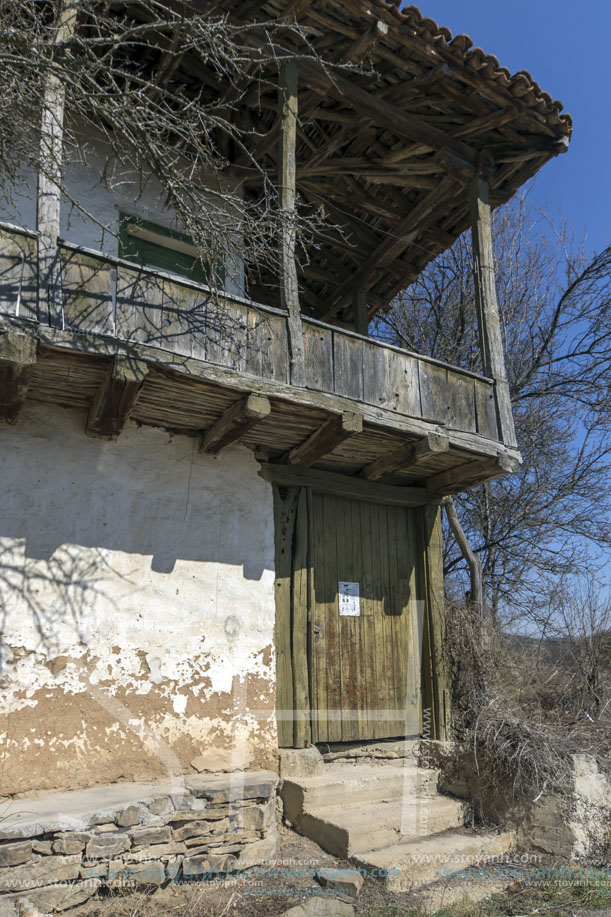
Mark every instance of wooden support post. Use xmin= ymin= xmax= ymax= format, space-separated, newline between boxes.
xmin=278 ymin=59 xmax=306 ymax=387
xmin=427 ymin=451 xmax=520 ymax=495
xmin=37 ymin=2 xmax=78 ymax=328
xmin=0 ymin=333 xmax=37 ymax=423
xmin=419 ymin=503 xmax=451 ymax=740
xmin=87 ymin=354 xmax=148 ymax=439
xmin=284 ymin=411 xmax=363 ymax=469
xmin=352 ymin=290 xmax=369 ymax=337
xmin=444 ymin=497 xmax=483 ymax=615
xmin=200 ymin=393 xmax=271 ymax=455
xmin=360 ymin=432 xmax=449 ymax=483
xmin=470 ymin=176 xmax=517 ymax=447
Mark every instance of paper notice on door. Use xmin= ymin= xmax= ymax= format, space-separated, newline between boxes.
xmin=338 ymin=581 xmax=360 ymax=616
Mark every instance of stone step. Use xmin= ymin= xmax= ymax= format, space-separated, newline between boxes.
xmin=281 ymin=763 xmax=439 ymax=821
xmin=353 ymin=829 xmax=515 ymax=892
xmin=293 ymin=796 xmax=468 ymax=858
xmin=320 ymin=739 xmax=421 ymax=764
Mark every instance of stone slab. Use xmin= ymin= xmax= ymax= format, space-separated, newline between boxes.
xmin=185 ymin=771 xmax=279 ymax=803
xmin=0 ymin=855 xmax=81 ymax=893
xmin=279 ymin=747 xmax=324 ymax=779
xmin=0 ymin=783 xmax=168 ymax=838
xmin=317 ymin=867 xmax=364 ymax=897
xmin=280 ymin=896 xmax=355 ymax=917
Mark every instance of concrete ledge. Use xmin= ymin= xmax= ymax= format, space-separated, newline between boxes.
xmin=0 ymin=772 xmax=279 ymax=914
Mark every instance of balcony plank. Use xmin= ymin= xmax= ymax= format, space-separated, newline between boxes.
xmin=303 ymin=322 xmax=334 ymax=392
xmin=0 ymin=229 xmax=37 ymax=323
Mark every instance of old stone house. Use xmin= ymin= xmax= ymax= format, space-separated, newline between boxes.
xmin=0 ymin=0 xmax=571 ymax=910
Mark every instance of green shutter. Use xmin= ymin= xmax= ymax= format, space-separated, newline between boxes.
xmin=118 ymin=214 xmax=224 ymax=287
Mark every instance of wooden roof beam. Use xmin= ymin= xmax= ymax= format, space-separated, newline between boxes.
xmin=298 ymin=59 xmax=478 ymax=178
xmin=283 ymin=0 xmax=316 ymax=20
xmin=345 ymin=20 xmax=388 ymax=64
xmin=283 ymin=411 xmax=363 ymax=469
xmin=320 ymin=174 xmax=458 ymax=319
xmin=0 ymin=332 xmax=37 ymax=423
xmin=299 ymin=178 xmax=401 ymax=226
xmin=360 ymin=432 xmax=450 ymax=483
xmin=87 ymin=355 xmax=148 ymax=440
xmin=260 ymin=463 xmax=439 ymax=507
xmin=200 ymin=393 xmax=271 ymax=455
xmin=253 ymin=90 xmax=323 ymax=161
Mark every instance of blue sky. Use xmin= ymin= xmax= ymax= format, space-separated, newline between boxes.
xmin=411 ymin=0 xmax=610 ymax=254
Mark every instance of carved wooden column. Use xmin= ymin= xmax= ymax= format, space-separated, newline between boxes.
xmin=278 ymin=59 xmax=306 ymax=387
xmin=469 ymin=175 xmax=517 ymax=447
xmin=37 ymin=1 xmax=77 ymax=328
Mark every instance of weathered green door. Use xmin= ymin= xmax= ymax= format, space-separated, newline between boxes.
xmin=274 ymin=484 xmax=449 ymax=749
xmin=309 ymin=492 xmax=422 ymax=743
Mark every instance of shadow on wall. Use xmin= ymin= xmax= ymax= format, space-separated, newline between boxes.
xmin=1 ymin=401 xmax=273 ymax=579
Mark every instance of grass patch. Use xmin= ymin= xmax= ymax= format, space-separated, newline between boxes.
xmin=372 ymin=867 xmax=611 ymax=916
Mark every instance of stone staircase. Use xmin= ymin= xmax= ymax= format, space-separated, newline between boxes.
xmin=280 ymin=741 xmax=514 ymax=904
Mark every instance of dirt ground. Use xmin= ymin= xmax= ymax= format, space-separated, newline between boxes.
xmin=74 ymin=824 xmax=611 ymax=917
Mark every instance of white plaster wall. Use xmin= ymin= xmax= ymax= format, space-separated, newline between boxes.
xmin=0 ymin=402 xmax=276 ymax=796
xmin=0 ymin=128 xmax=245 ymax=299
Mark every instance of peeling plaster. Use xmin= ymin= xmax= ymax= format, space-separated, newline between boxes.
xmin=0 ymin=403 xmax=278 ymax=795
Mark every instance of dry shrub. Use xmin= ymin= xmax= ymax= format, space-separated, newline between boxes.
xmin=446 ymin=601 xmax=611 ymax=806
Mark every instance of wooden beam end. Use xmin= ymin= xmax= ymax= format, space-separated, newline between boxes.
xmin=86 ymin=356 xmax=148 ymax=440
xmin=0 ymin=332 xmax=37 ymax=423
xmin=285 ymin=410 xmax=363 ymax=469
xmin=200 ymin=392 xmax=272 ymax=456
xmin=244 ymin=393 xmax=272 ymax=420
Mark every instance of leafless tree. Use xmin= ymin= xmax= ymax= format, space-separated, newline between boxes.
xmin=374 ymin=192 xmax=611 ymax=620
xmin=0 ymin=0 xmax=342 ymax=293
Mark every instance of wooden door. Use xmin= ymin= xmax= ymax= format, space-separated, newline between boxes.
xmin=309 ymin=492 xmax=422 ymax=743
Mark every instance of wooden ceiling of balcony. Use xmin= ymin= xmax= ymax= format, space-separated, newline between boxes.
xmin=23 ymin=343 xmax=517 ymax=494
xmin=136 ymin=0 xmax=572 ymax=325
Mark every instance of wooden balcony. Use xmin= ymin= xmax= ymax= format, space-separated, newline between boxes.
xmin=0 ymin=225 xmax=520 ymax=496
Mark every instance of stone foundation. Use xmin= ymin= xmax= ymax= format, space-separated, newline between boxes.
xmin=0 ymin=771 xmax=278 ymax=915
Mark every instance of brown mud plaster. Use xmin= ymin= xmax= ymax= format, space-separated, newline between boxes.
xmin=0 ymin=672 xmax=276 ymax=797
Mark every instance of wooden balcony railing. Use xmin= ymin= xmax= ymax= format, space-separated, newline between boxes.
xmin=0 ymin=224 xmax=502 ymax=444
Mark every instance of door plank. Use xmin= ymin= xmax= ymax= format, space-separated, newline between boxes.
xmin=368 ymin=500 xmax=385 ymax=741
xmin=322 ymin=493 xmax=342 ymax=743
xmin=336 ymin=496 xmax=357 ymax=741
xmin=358 ymin=499 xmax=375 ymax=740
xmin=350 ymin=497 xmax=368 ymax=740
xmin=407 ymin=508 xmax=424 ymax=735
xmin=292 ymin=488 xmax=311 ymax=747
xmin=376 ymin=501 xmax=396 ymax=739
xmin=273 ymin=487 xmax=298 ymax=748
xmin=310 ymin=493 xmax=326 ymax=743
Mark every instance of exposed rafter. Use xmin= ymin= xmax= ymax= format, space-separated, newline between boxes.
xmin=345 ymin=20 xmax=388 ymax=64
xmin=284 ymin=411 xmax=363 ymax=468
xmin=200 ymin=393 xmax=271 ymax=454
xmin=297 ymin=60 xmax=478 ymax=177
xmin=87 ymin=355 xmax=148 ymax=439
xmin=320 ymin=174 xmax=458 ymax=319
xmin=427 ymin=452 xmax=520 ymax=495
xmin=360 ymin=432 xmax=450 ymax=482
